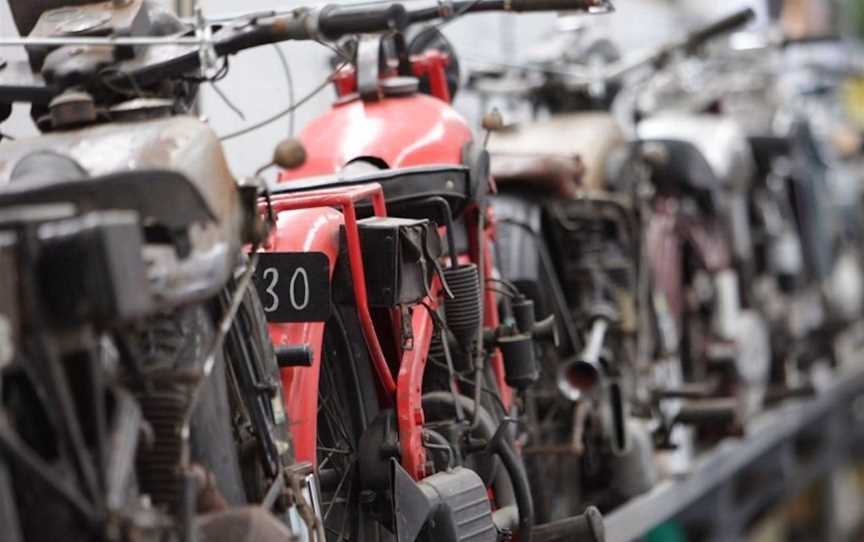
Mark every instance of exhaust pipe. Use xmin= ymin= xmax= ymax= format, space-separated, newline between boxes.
xmin=557 ymin=317 xmax=608 ymax=401
xmin=557 ymin=317 xmax=630 ymax=455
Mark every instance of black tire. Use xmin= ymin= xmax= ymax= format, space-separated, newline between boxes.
xmin=317 ymin=305 xmax=387 ymax=542
xmin=136 ymin=285 xmax=289 ymax=509
xmin=137 ymin=304 xmax=248 ymax=505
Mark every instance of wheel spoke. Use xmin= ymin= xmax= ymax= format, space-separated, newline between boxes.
xmin=323 ymin=461 xmax=354 ymax=521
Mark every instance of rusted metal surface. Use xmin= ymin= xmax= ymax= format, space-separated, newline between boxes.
xmin=0 ymin=116 xmax=241 ymax=242
xmin=0 ymin=116 xmax=243 ymax=305
xmin=8 ymin=0 xmax=99 ymax=36
xmin=488 ymin=112 xmax=626 ymax=191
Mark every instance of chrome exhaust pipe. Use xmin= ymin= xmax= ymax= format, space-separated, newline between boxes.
xmin=557 ymin=317 xmax=631 ymax=454
xmin=557 ymin=318 xmax=608 ymax=402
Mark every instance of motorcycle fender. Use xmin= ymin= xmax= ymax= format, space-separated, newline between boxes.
xmin=262 ymin=207 xmax=344 ymax=465
xmin=490 ymin=194 xmax=544 ymax=290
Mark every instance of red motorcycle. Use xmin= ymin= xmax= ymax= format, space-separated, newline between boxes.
xmin=255 ymin=1 xmax=613 ymax=540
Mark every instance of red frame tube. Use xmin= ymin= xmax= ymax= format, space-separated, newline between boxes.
xmin=396 ymin=292 xmax=439 ymax=479
xmin=263 ymin=184 xmax=396 ymax=395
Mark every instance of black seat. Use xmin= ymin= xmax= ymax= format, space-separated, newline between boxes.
xmin=271 ymin=164 xmax=477 ymax=220
xmin=636 ymin=139 xmax=720 ymax=212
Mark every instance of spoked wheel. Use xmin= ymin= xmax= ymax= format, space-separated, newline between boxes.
xmin=316 ymin=306 xmax=387 ymax=541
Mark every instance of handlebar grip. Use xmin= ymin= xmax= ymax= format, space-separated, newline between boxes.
xmin=317 ymin=3 xmax=410 ymax=40
xmin=684 ymin=7 xmax=755 ymax=52
xmin=507 ymin=0 xmax=609 ymax=12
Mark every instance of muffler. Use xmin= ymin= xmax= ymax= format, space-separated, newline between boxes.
xmin=557 ymin=318 xmax=608 ymax=401
xmin=391 ymin=460 xmax=497 ymax=542
xmin=557 ymin=317 xmax=630 ymax=455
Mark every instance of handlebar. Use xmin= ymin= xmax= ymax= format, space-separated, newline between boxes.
xmin=316 ymin=3 xmax=410 ymax=41
xmin=597 ymin=7 xmax=755 ymax=82
xmin=315 ymin=0 xmax=612 ymax=40
xmin=0 ymin=0 xmax=615 ymax=103
xmin=683 ymin=7 xmax=755 ymax=53
xmin=194 ymin=0 xmax=615 ymax=46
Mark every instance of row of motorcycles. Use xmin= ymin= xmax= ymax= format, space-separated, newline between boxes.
xmin=0 ymin=0 xmax=861 ymax=541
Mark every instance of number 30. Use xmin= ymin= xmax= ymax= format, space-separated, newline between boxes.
xmin=262 ymin=266 xmax=310 ymax=313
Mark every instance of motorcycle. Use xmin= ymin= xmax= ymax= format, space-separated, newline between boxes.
xmin=468 ymin=8 xmax=765 ymax=494
xmin=254 ymin=1 xmax=615 ymax=540
xmin=632 ymin=30 xmax=864 ymax=401
xmin=0 ymin=1 xmax=328 ymax=540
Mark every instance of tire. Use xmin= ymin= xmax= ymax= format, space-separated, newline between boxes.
xmin=317 ymin=305 xmax=387 ymax=542
xmin=136 ymin=285 xmax=289 ymax=509
xmin=137 ymin=304 xmax=248 ymax=505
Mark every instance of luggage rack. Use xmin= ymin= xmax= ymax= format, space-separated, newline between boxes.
xmin=605 ymin=348 xmax=864 ymax=542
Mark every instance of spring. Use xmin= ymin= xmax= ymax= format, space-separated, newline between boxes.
xmin=442 ymin=263 xmax=482 ymax=355
xmin=135 ymin=387 xmax=189 ymax=510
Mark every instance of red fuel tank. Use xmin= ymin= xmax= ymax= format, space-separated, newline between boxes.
xmin=281 ymin=93 xmax=473 ymax=179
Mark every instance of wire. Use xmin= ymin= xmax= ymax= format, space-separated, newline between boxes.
xmin=486 ymin=285 xmax=518 ymax=299
xmin=432 ymin=0 xmax=484 ymax=32
xmin=272 ymin=44 xmax=296 ymax=136
xmin=486 ymin=277 xmax=521 ymax=296
xmin=219 ymin=60 xmax=350 ymax=141
xmin=97 ymin=67 xmax=151 ymax=99
xmin=209 ymin=81 xmax=246 ymax=120
xmin=427 ymin=357 xmax=508 ymax=417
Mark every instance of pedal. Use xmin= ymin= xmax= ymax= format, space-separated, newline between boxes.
xmin=533 ymin=507 xmax=605 ymax=542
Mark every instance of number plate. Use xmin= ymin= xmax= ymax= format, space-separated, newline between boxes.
xmin=253 ymin=252 xmax=331 ymax=323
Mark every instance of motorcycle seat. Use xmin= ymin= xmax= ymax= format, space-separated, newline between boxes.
xmin=271 ymin=164 xmax=476 ymax=219
xmin=637 ymin=114 xmax=755 ymax=192
xmin=635 ymin=139 xmax=719 ymax=211
xmin=489 ymin=152 xmax=585 ymax=198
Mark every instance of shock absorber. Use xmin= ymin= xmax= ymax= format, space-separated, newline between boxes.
xmin=441 ymin=263 xmax=483 ymax=360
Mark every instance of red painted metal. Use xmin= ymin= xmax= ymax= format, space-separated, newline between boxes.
xmin=646 ymin=202 xmax=683 ymax=327
xmin=332 ymin=66 xmax=357 ymax=98
xmin=465 ymin=206 xmax=512 ymax=410
xmin=262 ymin=207 xmax=343 ymax=465
xmin=396 ymin=292 xmax=439 ymax=480
xmin=262 ymin=184 xmax=396 ymax=398
xmin=646 ymin=197 xmax=734 ymax=356
xmin=410 ymin=50 xmax=452 ymax=103
xmin=280 ymin=93 xmax=472 ymax=178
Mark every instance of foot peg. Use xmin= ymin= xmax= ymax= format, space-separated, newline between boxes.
xmin=533 ymin=507 xmax=605 ymax=542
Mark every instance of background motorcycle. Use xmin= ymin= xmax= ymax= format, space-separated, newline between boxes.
xmin=469 ymin=8 xmax=766 ymax=481
xmin=634 ymin=30 xmax=864 ymax=403
xmin=0 ymin=1 xmax=323 ymax=539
